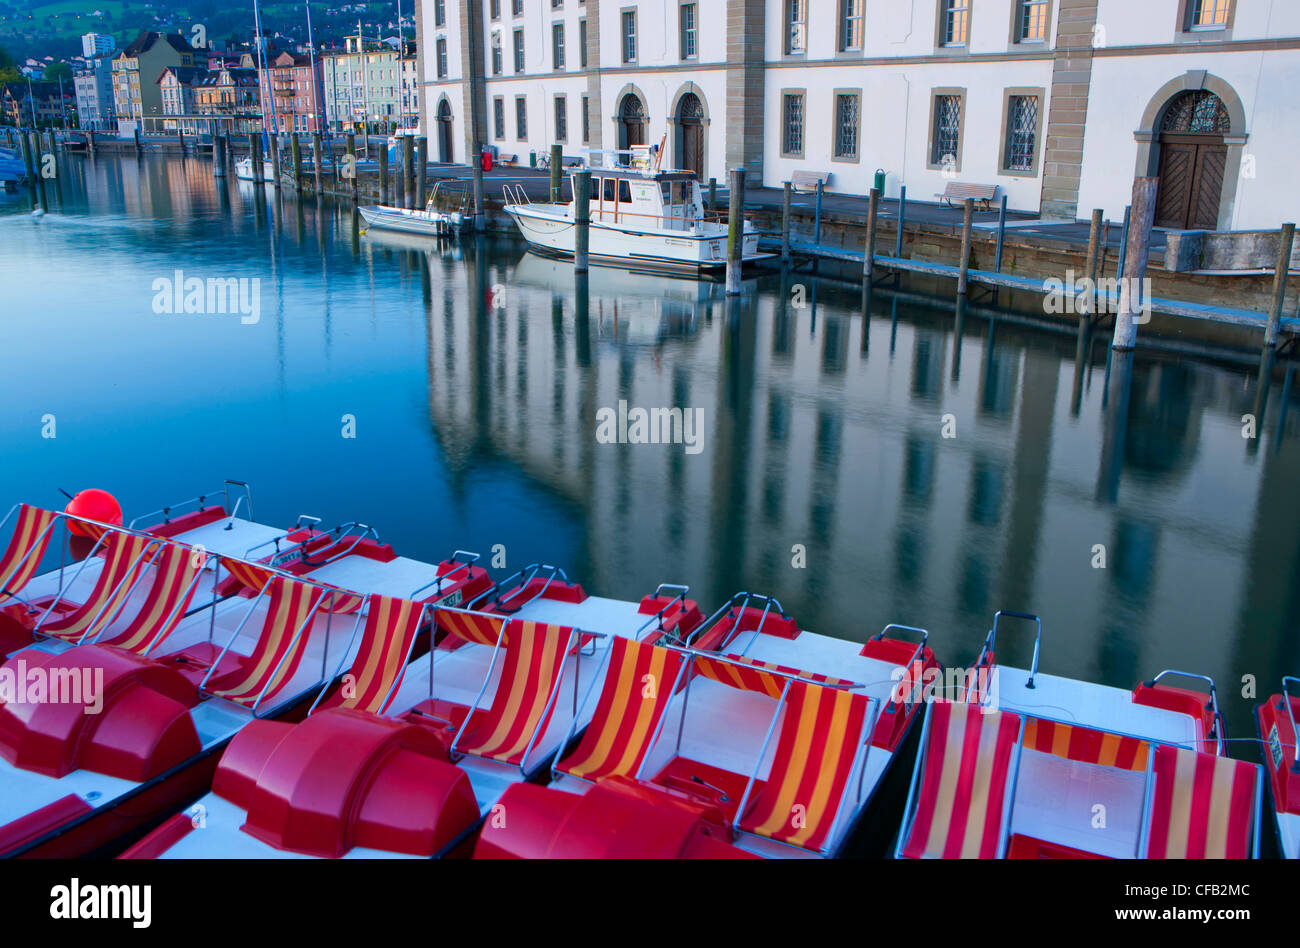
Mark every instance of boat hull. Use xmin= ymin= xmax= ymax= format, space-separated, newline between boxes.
xmin=359 ymin=205 xmax=462 ymax=238
xmin=505 ymin=205 xmax=771 ymax=274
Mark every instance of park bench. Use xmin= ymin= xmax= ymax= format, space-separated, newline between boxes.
xmin=792 ymin=170 xmax=832 ymax=192
xmin=936 ymin=181 xmax=999 ymax=211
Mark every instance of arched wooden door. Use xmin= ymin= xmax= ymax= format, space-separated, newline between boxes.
xmin=676 ymin=93 xmax=705 ymax=178
xmin=617 ymin=95 xmax=645 ymax=165
xmin=437 ymin=99 xmax=453 ymax=163
xmin=1155 ymin=91 xmax=1229 ymax=231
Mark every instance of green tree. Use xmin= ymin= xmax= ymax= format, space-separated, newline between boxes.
xmin=44 ymin=62 xmax=72 ymax=83
xmin=0 ymin=46 xmax=21 ymax=83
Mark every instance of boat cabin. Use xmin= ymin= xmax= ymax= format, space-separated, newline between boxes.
xmin=570 ymin=168 xmax=704 ymax=231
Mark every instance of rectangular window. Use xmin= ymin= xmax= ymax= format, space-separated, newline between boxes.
xmin=579 ymin=20 xmax=588 ymax=67
xmin=930 ymin=93 xmax=961 ymax=166
xmin=680 ymin=3 xmax=697 ymax=60
xmin=840 ymin=0 xmax=864 ymax=50
xmin=490 ymin=0 xmax=500 ymax=20
xmin=781 ymin=93 xmax=803 ymax=157
xmin=942 ymin=0 xmax=970 ymax=46
xmin=494 ymin=96 xmax=505 ymax=139
xmin=513 ymin=0 xmax=524 ymax=15
xmin=622 ymin=10 xmax=637 ymax=63
xmin=833 ymin=92 xmax=859 ymax=160
xmin=1003 ymin=94 xmax=1040 ymax=172
xmin=555 ymin=95 xmax=567 ymax=141
xmin=785 ymin=0 xmax=806 ymax=54
xmin=436 ymin=38 xmax=447 ymax=78
xmin=552 ymin=0 xmax=563 ymax=7
xmin=602 ymin=178 xmax=615 ymax=202
xmin=514 ymin=29 xmax=525 ymax=72
xmin=1017 ymin=0 xmax=1048 ymax=41
xmin=516 ymin=95 xmax=527 ymax=139
xmin=434 ymin=0 xmax=446 ymax=27
xmin=1189 ymin=0 xmax=1230 ymax=28
xmin=553 ymin=23 xmax=565 ymax=68
xmin=618 ymin=180 xmax=632 ymax=203
xmin=582 ymin=94 xmax=590 ymax=142
xmin=492 ymin=36 xmax=503 ymax=75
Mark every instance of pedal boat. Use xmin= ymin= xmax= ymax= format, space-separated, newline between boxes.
xmin=1254 ymin=676 xmax=1300 ymax=858
xmin=123 ymin=569 xmax=708 ymax=858
xmin=0 ymin=505 xmax=490 ymax=857
xmin=895 ymin=611 xmax=1265 ymax=859
xmin=477 ymin=593 xmax=941 ymax=859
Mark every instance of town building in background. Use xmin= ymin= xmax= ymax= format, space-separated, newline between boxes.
xmin=81 ymin=32 xmax=117 ymax=58
xmin=415 ymin=0 xmax=1300 ymax=229
xmin=159 ymin=65 xmax=210 ymax=136
xmin=74 ymin=57 xmax=116 ymax=131
xmin=260 ymin=50 xmax=326 ymax=135
xmin=193 ymin=66 xmax=264 ymax=138
xmin=320 ymin=26 xmax=418 ymax=134
xmin=111 ymin=30 xmax=197 ymax=137
xmin=2 ymin=81 xmax=75 ymax=128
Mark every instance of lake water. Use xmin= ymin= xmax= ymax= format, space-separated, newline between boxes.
xmin=1 ymin=153 xmax=1296 ymax=744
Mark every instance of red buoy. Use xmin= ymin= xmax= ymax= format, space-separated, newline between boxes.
xmin=65 ymin=489 xmax=123 ymax=537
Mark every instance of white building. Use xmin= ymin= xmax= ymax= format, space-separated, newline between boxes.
xmin=416 ymin=0 xmax=1300 ymax=229
xmin=74 ymin=57 xmax=115 ymax=131
xmin=81 ymin=32 xmax=117 ymax=58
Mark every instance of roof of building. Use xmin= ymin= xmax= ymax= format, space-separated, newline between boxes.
xmin=118 ymin=30 xmax=195 ymax=59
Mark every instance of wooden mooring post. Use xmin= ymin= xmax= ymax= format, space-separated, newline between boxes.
xmin=708 ymin=177 xmax=717 ymax=213
xmin=346 ymin=133 xmax=357 ymax=201
xmin=312 ymin=131 xmax=324 ymax=195
xmin=250 ymin=133 xmax=263 ymax=186
xmin=402 ymin=135 xmax=415 ymax=208
xmin=726 ymin=166 xmax=746 ymax=296
xmin=270 ymin=136 xmax=282 ymax=190
xmin=574 ymin=170 xmax=591 ymax=273
xmin=1084 ymin=209 xmax=1103 ymax=317
xmin=1265 ymin=222 xmax=1296 ymax=348
xmin=416 ymin=136 xmax=428 ymax=207
xmin=994 ymin=194 xmax=1009 ymax=273
xmin=472 ymin=139 xmax=485 ymax=232
xmin=863 ymin=187 xmax=880 ymax=284
xmin=1112 ymin=177 xmax=1159 ymax=350
xmin=781 ymin=181 xmax=792 ymax=265
xmin=957 ymin=198 xmax=974 ymax=297
xmin=133 ymin=127 xmax=142 ymax=155
xmin=813 ymin=179 xmax=824 ymax=244
xmin=291 ymin=133 xmax=303 ymax=193
xmin=379 ymin=140 xmax=390 ymax=204
xmin=212 ymin=133 xmax=225 ymax=177
xmin=549 ymin=144 xmax=562 ymax=203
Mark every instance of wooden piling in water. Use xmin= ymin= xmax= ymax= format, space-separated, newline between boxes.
xmin=402 ymin=135 xmax=415 ymax=208
xmin=957 ymin=198 xmax=974 ymax=296
xmin=212 ymin=133 xmax=224 ymax=177
xmin=574 ymin=170 xmax=591 ymax=273
xmin=416 ymin=136 xmax=428 ymax=207
xmin=472 ymin=138 xmax=485 ymax=232
xmin=346 ymin=133 xmax=357 ymax=201
xmin=813 ymin=179 xmax=824 ymax=245
xmin=781 ymin=181 xmax=792 ymax=265
xmin=1084 ymin=208 xmax=1103 ymax=317
xmin=863 ymin=187 xmax=880 ymax=284
xmin=549 ymin=144 xmax=562 ymax=203
xmin=87 ymin=129 xmax=96 ymax=157
xmin=291 ymin=133 xmax=303 ymax=192
xmin=1265 ymin=222 xmax=1296 ymax=349
xmin=378 ymin=140 xmax=389 ymax=204
xmin=312 ymin=132 xmax=323 ymax=194
xmin=708 ymin=177 xmax=717 ymax=213
xmin=1112 ymin=177 xmax=1159 ymax=350
xmin=994 ymin=194 xmax=1008 ymax=273
xmin=177 ymin=128 xmax=186 ymax=155
xmin=271 ymin=135 xmax=282 ymax=190
xmin=896 ymin=185 xmax=908 ymax=260
xmin=726 ymin=167 xmax=746 ymax=296
xmin=19 ymin=130 xmax=34 ymax=182
xmin=133 ymin=127 xmax=142 ymax=155
xmin=250 ymin=134 xmax=263 ymax=186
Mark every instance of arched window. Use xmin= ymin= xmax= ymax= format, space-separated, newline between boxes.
xmin=1160 ymin=91 xmax=1230 ymax=134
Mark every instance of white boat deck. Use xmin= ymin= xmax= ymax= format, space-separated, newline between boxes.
xmin=986 ymin=666 xmax=1200 ymax=747
xmin=1277 ymin=811 xmax=1300 ymax=859
xmin=1007 ymin=749 xmax=1147 ymax=858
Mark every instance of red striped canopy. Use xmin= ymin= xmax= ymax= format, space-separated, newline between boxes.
xmin=0 ymin=505 xmax=55 ymax=603
xmin=737 ymin=681 xmax=872 ymax=853
xmin=556 ymin=637 xmax=685 ymax=783
xmin=97 ymin=541 xmax=205 ymax=653
xmin=456 ymin=621 xmax=576 ymax=766
xmin=901 ymin=701 xmax=1022 ymax=859
xmin=1145 ymin=745 xmax=1257 ymax=859
xmin=206 ymin=577 xmax=325 ymax=708
xmin=42 ymin=531 xmax=158 ymax=642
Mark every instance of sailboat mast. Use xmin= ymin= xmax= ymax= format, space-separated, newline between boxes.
xmin=253 ymin=0 xmax=276 ymax=143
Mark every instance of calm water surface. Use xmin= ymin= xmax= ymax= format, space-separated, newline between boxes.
xmin=1 ymin=154 xmax=1297 ymax=743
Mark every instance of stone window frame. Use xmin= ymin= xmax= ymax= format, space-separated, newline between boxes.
xmin=779 ymin=88 xmax=805 ymax=159
xmin=1007 ymin=0 xmax=1054 ymax=47
xmin=934 ymin=0 xmax=973 ymax=54
xmin=998 ymin=86 xmax=1046 ymax=178
xmin=926 ymin=87 xmax=966 ymax=172
xmin=831 ymin=88 xmax=861 ymax=164
xmin=1175 ymin=0 xmax=1236 ymax=42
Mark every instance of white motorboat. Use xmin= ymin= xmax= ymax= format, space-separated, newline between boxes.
xmin=503 ymin=146 xmax=772 ymax=274
xmin=234 ymin=156 xmax=275 ymax=183
xmin=360 ymin=180 xmax=469 ymax=238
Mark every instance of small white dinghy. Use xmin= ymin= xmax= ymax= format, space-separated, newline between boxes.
xmin=360 ymin=181 xmax=469 ymax=239
xmin=234 ymin=156 xmax=275 ymax=183
xmin=503 ymin=145 xmax=772 ymax=274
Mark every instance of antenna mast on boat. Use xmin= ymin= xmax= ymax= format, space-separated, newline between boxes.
xmin=305 ymin=2 xmax=325 ymax=143
xmin=253 ymin=0 xmax=276 ymax=149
